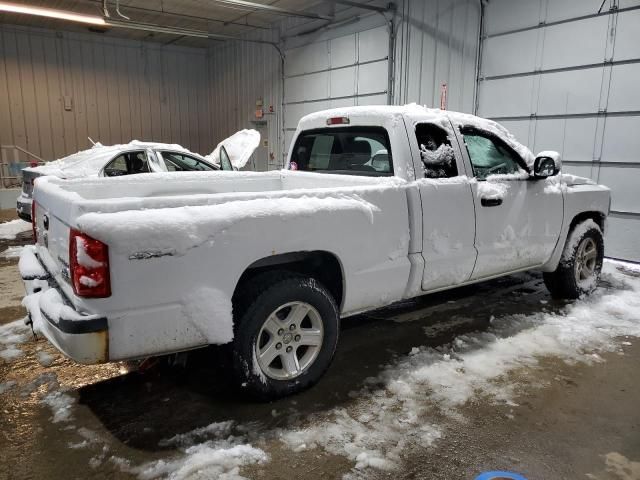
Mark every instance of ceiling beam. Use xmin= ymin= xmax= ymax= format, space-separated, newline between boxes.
xmin=106 ymin=18 xmax=278 ymax=45
xmin=209 ymin=0 xmax=333 ymax=21
xmin=334 ymin=1 xmax=393 ymax=13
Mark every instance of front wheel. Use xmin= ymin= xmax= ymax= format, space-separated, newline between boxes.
xmin=231 ymin=272 xmax=339 ymax=400
xmin=543 ymin=220 xmax=604 ymax=299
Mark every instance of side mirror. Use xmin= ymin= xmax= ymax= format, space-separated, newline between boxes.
xmin=533 ymin=151 xmax=561 ymax=178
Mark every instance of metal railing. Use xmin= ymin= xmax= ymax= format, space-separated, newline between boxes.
xmin=0 ymin=145 xmax=45 ymax=189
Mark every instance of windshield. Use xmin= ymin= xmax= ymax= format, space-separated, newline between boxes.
xmin=290 ymin=127 xmax=393 ymax=176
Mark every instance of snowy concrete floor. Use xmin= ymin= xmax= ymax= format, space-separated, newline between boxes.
xmin=1 ymin=210 xmax=640 ymax=480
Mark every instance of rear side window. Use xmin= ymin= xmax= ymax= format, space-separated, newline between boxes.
xmin=291 ymin=127 xmax=393 ymax=176
xmin=104 ymin=151 xmax=148 ymax=177
xmin=161 ymin=152 xmax=216 ymax=172
xmin=415 ymin=123 xmax=457 ymax=178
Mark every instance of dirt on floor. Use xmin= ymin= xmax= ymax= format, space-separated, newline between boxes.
xmin=0 ymin=208 xmax=639 ymax=480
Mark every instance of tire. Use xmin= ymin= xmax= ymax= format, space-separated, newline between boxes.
xmin=231 ymin=271 xmax=340 ymax=400
xmin=543 ymin=220 xmax=604 ymax=299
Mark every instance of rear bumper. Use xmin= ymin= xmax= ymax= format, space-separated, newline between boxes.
xmin=16 ymin=194 xmax=32 ymax=222
xmin=20 ymin=246 xmax=109 ymax=364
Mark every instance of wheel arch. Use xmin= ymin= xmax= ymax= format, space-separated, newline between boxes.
xmin=232 ymin=250 xmax=345 ymax=311
xmin=542 ymin=209 xmax=607 ymax=272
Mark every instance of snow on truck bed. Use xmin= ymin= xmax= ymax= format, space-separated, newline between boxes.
xmin=36 ymin=170 xmax=405 ymax=255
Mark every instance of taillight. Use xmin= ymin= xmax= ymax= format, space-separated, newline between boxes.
xmin=69 ymin=229 xmax=111 ymax=298
xmin=31 ymin=201 xmax=37 ymax=243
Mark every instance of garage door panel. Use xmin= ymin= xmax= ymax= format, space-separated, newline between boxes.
xmin=330 ymin=35 xmax=356 ymax=68
xmin=284 ymin=46 xmax=306 ymax=76
xmin=601 ymin=116 xmax=640 ymax=163
xmin=330 ymin=97 xmax=356 ymax=108
xmin=563 ymin=164 xmax=596 ymax=180
xmin=484 ymin=0 xmax=542 ymax=36
xmin=478 ymin=77 xmax=535 ymax=117
xmin=284 ymin=104 xmax=305 ymax=129
xmin=357 ymin=61 xmax=388 ymax=95
xmin=563 ymin=117 xmax=598 ymax=161
xmin=533 ymin=119 xmax=566 ymax=156
xmin=607 ymin=63 xmax=640 ymax=112
xmin=482 ymin=30 xmax=538 ymax=77
xmin=605 ymin=216 xmax=640 ymax=262
xmin=304 ymin=101 xmax=330 ymax=116
xmin=541 ymin=16 xmax=608 ymax=70
xmin=496 ymin=120 xmax=532 ymax=150
xmin=330 ymin=66 xmax=356 ymax=98
xmin=358 ymin=26 xmax=388 ymax=63
xmin=537 ymin=69 xmax=603 ymax=115
xmin=357 ymin=94 xmax=387 ymax=105
xmin=285 ymin=72 xmax=328 ymax=103
xmin=285 ymin=42 xmax=329 ymax=76
xmin=598 ymin=166 xmax=640 ymax=213
xmin=546 ymin=0 xmax=606 ymax=23
xmin=614 ymin=9 xmax=640 ymax=61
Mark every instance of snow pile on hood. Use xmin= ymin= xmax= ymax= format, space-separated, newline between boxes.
xmin=206 ymin=129 xmax=260 ymax=170
xmin=0 ymin=219 xmax=31 ymax=240
xmin=25 ymin=141 xmax=191 ymax=178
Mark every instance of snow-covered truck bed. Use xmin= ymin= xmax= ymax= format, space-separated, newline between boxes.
xmin=21 ymin=105 xmax=611 ymax=399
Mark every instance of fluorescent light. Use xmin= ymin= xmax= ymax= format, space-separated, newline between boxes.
xmin=0 ymin=2 xmax=106 ymax=25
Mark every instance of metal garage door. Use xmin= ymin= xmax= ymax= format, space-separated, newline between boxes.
xmin=477 ymin=0 xmax=640 ymax=262
xmin=283 ymin=17 xmax=389 ymax=161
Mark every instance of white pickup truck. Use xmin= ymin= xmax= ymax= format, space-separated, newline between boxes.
xmin=21 ymin=105 xmax=610 ymax=399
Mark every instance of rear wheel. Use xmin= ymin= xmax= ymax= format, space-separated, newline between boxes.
xmin=231 ymin=272 xmax=339 ymax=400
xmin=543 ymin=220 xmax=604 ymax=299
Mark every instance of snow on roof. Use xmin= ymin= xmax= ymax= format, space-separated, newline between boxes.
xmin=25 ymin=140 xmax=192 ymax=178
xmin=300 ymin=103 xmax=536 ymax=168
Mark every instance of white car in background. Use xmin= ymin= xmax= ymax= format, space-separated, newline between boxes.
xmin=16 ymin=130 xmax=260 ymax=222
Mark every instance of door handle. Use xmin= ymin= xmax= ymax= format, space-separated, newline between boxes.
xmin=481 ymin=197 xmax=503 ymax=207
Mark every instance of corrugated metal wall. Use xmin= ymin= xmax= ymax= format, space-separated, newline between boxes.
xmin=0 ymin=24 xmax=212 ymax=162
xmin=206 ymin=29 xmax=282 ymax=171
xmin=478 ymin=0 xmax=640 ymax=262
xmin=393 ymin=0 xmax=481 ymax=113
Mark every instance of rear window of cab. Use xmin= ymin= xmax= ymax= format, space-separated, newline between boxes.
xmin=290 ymin=127 xmax=393 ymax=177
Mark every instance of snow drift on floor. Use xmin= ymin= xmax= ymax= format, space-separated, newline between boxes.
xmin=0 ymin=219 xmax=30 ymax=240
xmin=1 ymin=246 xmax=25 ymax=258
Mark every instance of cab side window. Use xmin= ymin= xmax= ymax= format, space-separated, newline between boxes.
xmin=461 ymin=128 xmax=522 ymax=180
xmin=415 ymin=123 xmax=457 ymax=178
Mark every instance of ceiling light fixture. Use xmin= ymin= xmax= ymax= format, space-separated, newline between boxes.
xmin=0 ymin=1 xmax=107 ymax=26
